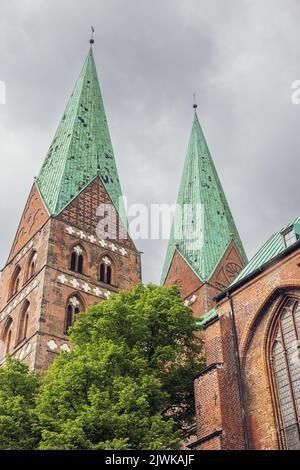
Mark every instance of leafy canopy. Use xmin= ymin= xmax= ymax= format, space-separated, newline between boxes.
xmin=0 ymin=285 xmax=204 ymax=450
xmin=0 ymin=357 xmax=40 ymax=450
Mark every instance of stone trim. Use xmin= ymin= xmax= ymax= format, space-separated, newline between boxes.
xmin=65 ymin=225 xmax=128 ymax=257
xmin=187 ymin=430 xmax=223 ymax=449
xmin=194 ymin=362 xmax=223 ymax=380
xmin=56 ymin=272 xmax=112 ymax=300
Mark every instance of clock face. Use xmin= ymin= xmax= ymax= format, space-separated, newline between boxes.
xmin=225 ymin=262 xmax=242 ymax=281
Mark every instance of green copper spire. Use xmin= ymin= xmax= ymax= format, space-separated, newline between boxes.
xmin=36 ymin=47 xmax=127 ymax=226
xmin=161 ymin=112 xmax=247 ymax=283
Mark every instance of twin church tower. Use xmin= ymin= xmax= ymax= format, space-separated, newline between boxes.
xmin=0 ymin=46 xmax=245 ymax=370
xmin=5 ymin=47 xmax=300 ymax=449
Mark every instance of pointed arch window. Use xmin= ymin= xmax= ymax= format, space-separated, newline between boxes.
xmin=27 ymin=251 xmax=37 ymax=281
xmin=270 ymin=299 xmax=300 ymax=449
xmin=64 ymin=295 xmax=84 ymax=334
xmin=70 ymin=245 xmax=84 ymax=274
xmin=17 ymin=300 xmax=30 ymax=344
xmin=0 ymin=316 xmax=13 ymax=358
xmin=9 ymin=265 xmax=21 ymax=299
xmin=99 ymin=256 xmax=115 ymax=285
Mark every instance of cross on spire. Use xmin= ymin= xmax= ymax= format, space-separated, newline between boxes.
xmin=193 ymin=92 xmax=198 ymax=110
xmin=90 ymin=26 xmax=95 ymax=45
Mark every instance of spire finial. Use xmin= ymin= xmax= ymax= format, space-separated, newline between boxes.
xmin=90 ymin=26 xmax=95 ymax=45
xmin=193 ymin=92 xmax=198 ymax=110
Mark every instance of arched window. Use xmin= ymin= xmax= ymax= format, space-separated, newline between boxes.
xmin=99 ymin=256 xmax=115 ymax=285
xmin=0 ymin=316 xmax=13 ymax=358
xmin=70 ymin=245 xmax=84 ymax=274
xmin=27 ymin=251 xmax=37 ymax=281
xmin=270 ymin=299 xmax=300 ymax=449
xmin=64 ymin=295 xmax=84 ymax=334
xmin=17 ymin=300 xmax=30 ymax=344
xmin=9 ymin=265 xmax=21 ymax=299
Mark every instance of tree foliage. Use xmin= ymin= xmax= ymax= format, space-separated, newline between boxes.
xmin=0 ymin=285 xmax=204 ymax=450
xmin=0 ymin=357 xmax=40 ymax=450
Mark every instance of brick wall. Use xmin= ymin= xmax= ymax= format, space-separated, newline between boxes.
xmin=193 ymin=246 xmax=300 ymax=450
xmin=0 ymin=178 xmax=142 ymax=370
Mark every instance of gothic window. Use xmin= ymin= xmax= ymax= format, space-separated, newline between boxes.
xmin=99 ymin=256 xmax=115 ymax=285
xmin=9 ymin=265 xmax=21 ymax=299
xmin=0 ymin=316 xmax=13 ymax=358
xmin=270 ymin=299 xmax=300 ymax=449
xmin=70 ymin=245 xmax=84 ymax=274
xmin=17 ymin=300 xmax=30 ymax=344
xmin=64 ymin=295 xmax=84 ymax=334
xmin=27 ymin=251 xmax=37 ymax=281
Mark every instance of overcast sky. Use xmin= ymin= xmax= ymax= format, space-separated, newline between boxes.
xmin=1 ymin=0 xmax=300 ymax=284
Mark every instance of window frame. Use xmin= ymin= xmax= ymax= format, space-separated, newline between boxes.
xmin=99 ymin=255 xmax=116 ymax=286
xmin=8 ymin=265 xmax=21 ymax=300
xmin=70 ymin=245 xmax=85 ymax=275
xmin=0 ymin=316 xmax=13 ymax=358
xmin=268 ymin=297 xmax=300 ymax=450
xmin=64 ymin=295 xmax=84 ymax=335
xmin=16 ymin=300 xmax=30 ymax=345
xmin=26 ymin=251 xmax=37 ymax=281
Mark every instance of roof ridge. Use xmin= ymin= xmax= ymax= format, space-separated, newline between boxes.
xmin=230 ymin=216 xmax=300 ymax=287
xmin=53 ymin=51 xmax=89 ymax=213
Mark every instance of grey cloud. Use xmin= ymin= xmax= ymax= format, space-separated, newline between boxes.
xmin=1 ymin=0 xmax=300 ymax=283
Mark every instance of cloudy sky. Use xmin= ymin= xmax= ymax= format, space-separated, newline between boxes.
xmin=1 ymin=0 xmax=300 ymax=284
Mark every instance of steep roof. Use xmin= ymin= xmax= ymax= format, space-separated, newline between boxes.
xmin=161 ymin=112 xmax=246 ymax=284
xmin=36 ymin=47 xmax=127 ymax=226
xmin=230 ymin=217 xmax=300 ymax=287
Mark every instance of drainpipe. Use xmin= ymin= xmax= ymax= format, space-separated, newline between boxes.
xmin=227 ymin=291 xmax=250 ymax=450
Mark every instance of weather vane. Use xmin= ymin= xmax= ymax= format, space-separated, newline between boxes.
xmin=193 ymin=92 xmax=198 ymax=110
xmin=90 ymin=26 xmax=95 ymax=45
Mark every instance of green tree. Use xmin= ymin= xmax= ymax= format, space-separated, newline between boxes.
xmin=36 ymin=284 xmax=203 ymax=450
xmin=0 ymin=357 xmax=40 ymax=449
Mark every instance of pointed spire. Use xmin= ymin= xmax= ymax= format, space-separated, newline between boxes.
xmin=161 ymin=111 xmax=246 ymax=283
xmin=36 ymin=47 xmax=127 ymax=226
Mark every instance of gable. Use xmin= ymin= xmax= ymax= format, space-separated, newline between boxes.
xmin=164 ymin=249 xmax=202 ymax=298
xmin=210 ymin=240 xmax=246 ymax=293
xmin=57 ymin=176 xmax=136 ymax=251
xmin=7 ymin=184 xmax=49 ymax=264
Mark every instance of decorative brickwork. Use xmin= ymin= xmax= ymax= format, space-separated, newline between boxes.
xmin=165 ymin=240 xmax=245 ymax=320
xmin=58 ymin=176 xmax=134 ymax=250
xmin=0 ymin=176 xmax=141 ymax=371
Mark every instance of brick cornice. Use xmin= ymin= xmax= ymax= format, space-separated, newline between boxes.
xmin=187 ymin=430 xmax=223 ymax=449
xmin=194 ymin=362 xmax=223 ymax=380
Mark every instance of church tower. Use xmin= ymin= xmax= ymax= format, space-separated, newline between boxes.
xmin=162 ymin=107 xmax=248 ymax=449
xmin=0 ymin=46 xmax=141 ymax=370
xmin=162 ymin=108 xmax=247 ymax=318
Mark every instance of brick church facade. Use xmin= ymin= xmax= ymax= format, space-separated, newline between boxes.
xmin=0 ymin=47 xmax=141 ymax=371
xmin=162 ymin=110 xmax=300 ymax=450
xmin=1 ymin=45 xmax=300 ymax=450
